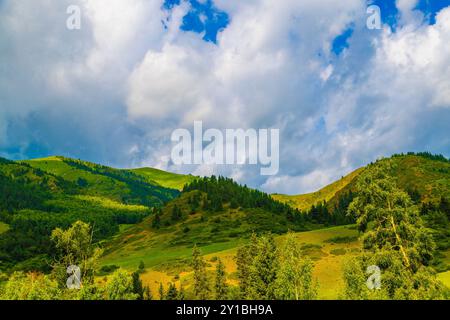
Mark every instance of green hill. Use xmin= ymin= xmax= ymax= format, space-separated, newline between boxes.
xmin=272 ymin=168 xmax=363 ymax=210
xmin=100 ymin=153 xmax=450 ymax=298
xmin=0 ymin=152 xmax=449 ymax=298
xmin=0 ymin=156 xmax=180 ymax=271
xmin=131 ymin=167 xmax=195 ymax=191
xmin=274 ymin=153 xmax=450 ymax=211
xmin=103 ymin=176 xmax=309 ymax=261
xmin=23 ymin=156 xmax=179 ymax=206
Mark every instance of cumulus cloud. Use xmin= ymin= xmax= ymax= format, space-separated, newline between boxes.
xmin=0 ymin=0 xmax=449 ymax=194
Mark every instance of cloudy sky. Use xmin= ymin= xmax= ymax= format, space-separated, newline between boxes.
xmin=1 ymin=0 xmax=450 ymax=194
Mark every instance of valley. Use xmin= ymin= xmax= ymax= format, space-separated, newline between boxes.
xmin=0 ymin=152 xmax=449 ymax=299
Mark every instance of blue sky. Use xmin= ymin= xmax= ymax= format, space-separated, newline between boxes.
xmin=1 ymin=0 xmax=450 ymax=194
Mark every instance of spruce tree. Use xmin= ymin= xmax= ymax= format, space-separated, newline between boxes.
xmin=131 ymin=271 xmax=144 ymax=300
xmin=165 ymin=283 xmax=179 ymax=300
xmin=192 ymin=245 xmax=210 ymax=299
xmin=247 ymin=234 xmax=278 ymax=300
xmin=158 ymin=283 xmax=165 ymax=300
xmin=214 ymin=258 xmax=228 ymax=300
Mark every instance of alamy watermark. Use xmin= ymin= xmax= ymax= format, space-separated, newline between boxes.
xmin=366 ymin=265 xmax=381 ymax=290
xmin=171 ymin=121 xmax=279 ymax=176
xmin=366 ymin=5 xmax=382 ymax=30
xmin=66 ymin=265 xmax=81 ymax=289
xmin=66 ymin=5 xmax=81 ymax=30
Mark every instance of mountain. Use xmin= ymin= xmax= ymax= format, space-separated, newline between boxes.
xmin=99 ymin=153 xmax=450 ymax=298
xmin=130 ymin=167 xmax=196 ymax=191
xmin=272 ymin=168 xmax=363 ymax=210
xmin=23 ymin=156 xmax=179 ymax=206
xmin=274 ymin=152 xmax=450 ymax=212
xmin=0 ymin=156 xmax=181 ymax=270
xmin=0 ymin=152 xmax=449 ymax=297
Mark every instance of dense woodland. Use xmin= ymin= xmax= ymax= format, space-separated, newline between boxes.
xmin=0 ymin=157 xmax=176 ymax=271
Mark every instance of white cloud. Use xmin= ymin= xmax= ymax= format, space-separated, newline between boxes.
xmin=1 ymin=0 xmax=450 ymax=194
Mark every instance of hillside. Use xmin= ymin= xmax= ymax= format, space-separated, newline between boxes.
xmin=274 ymin=153 xmax=450 ymax=212
xmin=0 ymin=152 xmax=449 ymax=298
xmin=100 ymin=153 xmax=450 ymax=298
xmin=24 ymin=156 xmax=179 ymax=206
xmin=131 ymin=167 xmax=195 ymax=191
xmin=102 ymin=177 xmax=310 ymax=264
xmin=0 ymin=156 xmax=180 ymax=271
xmin=272 ymin=168 xmax=363 ymax=210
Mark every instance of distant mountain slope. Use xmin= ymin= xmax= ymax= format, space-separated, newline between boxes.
xmin=102 ymin=176 xmax=311 ymax=266
xmin=272 ymin=168 xmax=363 ymax=210
xmin=274 ymin=153 xmax=450 ymax=211
xmin=131 ymin=167 xmax=195 ymax=191
xmin=24 ymin=156 xmax=179 ymax=206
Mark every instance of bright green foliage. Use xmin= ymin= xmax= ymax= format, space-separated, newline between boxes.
xmin=0 ymin=272 xmax=61 ymax=300
xmin=344 ymin=161 xmax=446 ymax=299
xmin=105 ymin=269 xmax=139 ymax=300
xmin=236 ymin=233 xmax=258 ymax=299
xmin=51 ymin=221 xmax=103 ymax=287
xmin=214 ymin=258 xmax=228 ymax=300
xmin=348 ymin=161 xmax=435 ymax=270
xmin=192 ymin=245 xmax=210 ymax=299
xmin=342 ymin=250 xmax=446 ymax=300
xmin=247 ymin=234 xmax=278 ymax=300
xmin=275 ymin=232 xmax=318 ymax=300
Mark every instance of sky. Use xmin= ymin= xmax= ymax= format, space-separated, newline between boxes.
xmin=1 ymin=0 xmax=450 ymax=195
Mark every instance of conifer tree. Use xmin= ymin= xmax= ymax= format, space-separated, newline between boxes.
xmin=158 ymin=282 xmax=165 ymax=300
xmin=247 ymin=234 xmax=278 ymax=300
xmin=214 ymin=258 xmax=228 ymax=300
xmin=165 ymin=283 xmax=179 ymax=300
xmin=192 ymin=245 xmax=210 ymax=299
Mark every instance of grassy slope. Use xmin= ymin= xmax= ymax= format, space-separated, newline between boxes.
xmin=273 ymin=154 xmax=450 ymax=211
xmin=23 ymin=156 xmax=179 ymax=206
xmin=131 ymin=167 xmax=195 ymax=191
xmin=24 ymin=157 xmax=138 ymax=202
xmin=101 ymin=224 xmax=360 ymax=299
xmin=101 ymin=154 xmax=450 ymax=298
xmin=272 ymin=168 xmax=363 ymax=210
xmin=0 ymin=222 xmax=9 ymax=235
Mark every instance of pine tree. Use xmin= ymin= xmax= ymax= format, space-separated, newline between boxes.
xmin=214 ymin=258 xmax=228 ymax=300
xmin=192 ymin=245 xmax=210 ymax=299
xmin=236 ymin=233 xmax=258 ymax=299
xmin=165 ymin=283 xmax=179 ymax=300
xmin=247 ymin=234 xmax=278 ymax=300
xmin=144 ymin=286 xmax=153 ymax=300
xmin=158 ymin=283 xmax=165 ymax=300
xmin=131 ymin=271 xmax=144 ymax=300
xmin=152 ymin=212 xmax=161 ymax=229
xmin=178 ymin=283 xmax=186 ymax=300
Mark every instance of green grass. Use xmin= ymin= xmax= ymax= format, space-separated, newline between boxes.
xmin=438 ymin=270 xmax=450 ymax=289
xmin=131 ymin=167 xmax=195 ymax=191
xmin=24 ymin=157 xmax=134 ymax=202
xmin=101 ymin=224 xmax=360 ymax=299
xmin=0 ymin=222 xmax=9 ymax=234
